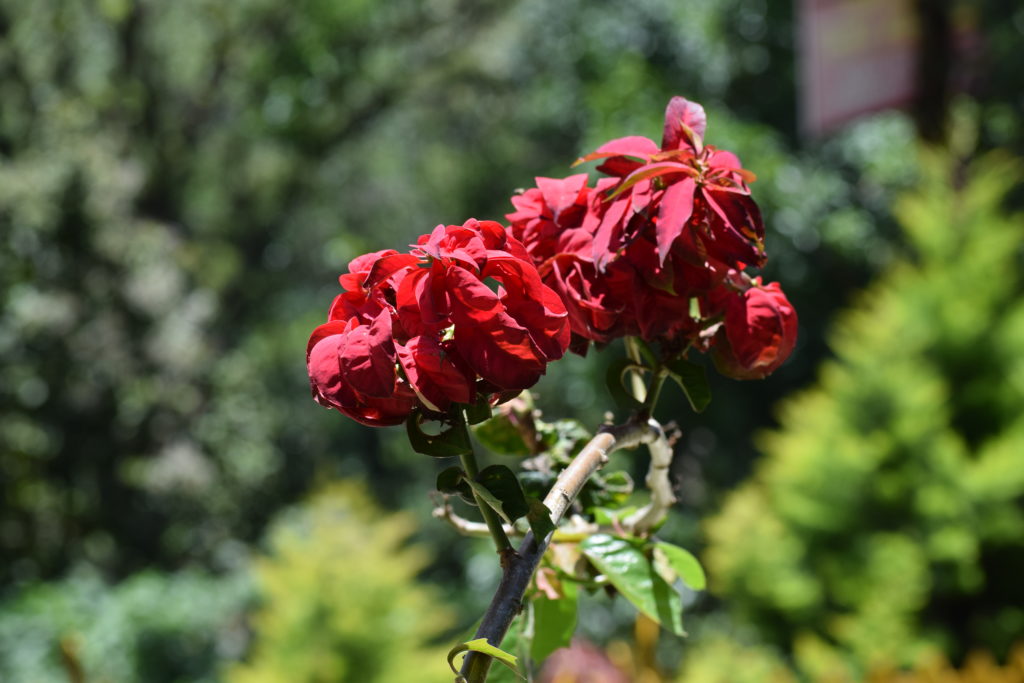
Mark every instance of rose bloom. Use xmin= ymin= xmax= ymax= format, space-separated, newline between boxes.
xmin=307 ymin=219 xmax=570 ymax=425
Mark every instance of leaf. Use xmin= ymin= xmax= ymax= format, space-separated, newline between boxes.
xmin=448 ymin=638 xmax=522 ymax=680
xmin=531 ymin=580 xmax=578 ymax=662
xmin=466 ymin=465 xmax=529 ymax=524
xmin=580 ymin=534 xmax=686 ymax=636
xmin=406 ymin=412 xmax=473 ymax=457
xmin=605 ymin=357 xmax=644 ymax=411
xmin=666 ymin=357 xmax=711 ymax=413
xmin=464 ymin=396 xmax=493 ymax=425
xmin=436 ymin=466 xmax=475 ymax=505
xmin=473 ymin=413 xmax=531 ymax=457
xmin=653 ymin=542 xmax=707 ymax=591
xmin=573 ymin=135 xmax=660 ymax=166
xmin=526 ymin=498 xmax=555 ymax=540
xmin=593 ymin=506 xmax=639 ymax=526
xmin=606 ymin=162 xmax=695 ymax=200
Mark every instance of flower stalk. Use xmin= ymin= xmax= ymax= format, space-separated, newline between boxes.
xmin=458 ymin=416 xmax=659 ymax=682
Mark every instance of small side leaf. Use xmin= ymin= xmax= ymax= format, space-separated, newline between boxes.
xmin=406 ymin=412 xmax=473 ymax=457
xmin=464 ymin=397 xmax=493 ymax=425
xmin=436 ymin=466 xmax=475 ymax=505
xmin=526 ymin=498 xmax=555 ymax=541
xmin=467 ymin=465 xmax=530 ymax=524
xmin=580 ymin=534 xmax=685 ymax=636
xmin=605 ymin=358 xmax=644 ymax=410
xmin=666 ymin=357 xmax=711 ymax=413
xmin=473 ymin=414 xmax=531 ymax=457
xmin=653 ymin=542 xmax=707 ymax=591
xmin=531 ymin=580 xmax=578 ymax=662
xmin=448 ymin=638 xmax=522 ymax=680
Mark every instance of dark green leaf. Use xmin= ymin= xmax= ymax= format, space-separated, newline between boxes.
xmin=473 ymin=414 xmax=531 ymax=457
xmin=406 ymin=412 xmax=472 ymax=457
xmin=605 ymin=358 xmax=644 ymax=410
xmin=464 ymin=397 xmax=493 ymax=425
xmin=666 ymin=357 xmax=711 ymax=413
xmin=466 ymin=465 xmax=529 ymax=524
xmin=526 ymin=498 xmax=555 ymax=540
xmin=531 ymin=580 xmax=578 ymax=662
xmin=580 ymin=534 xmax=686 ymax=636
xmin=447 ymin=638 xmax=522 ymax=679
xmin=653 ymin=542 xmax=707 ymax=590
xmin=436 ymin=466 xmax=475 ymax=505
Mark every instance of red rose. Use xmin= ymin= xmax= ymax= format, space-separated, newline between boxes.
xmin=307 ymin=219 xmax=571 ymax=425
xmin=712 ymin=281 xmax=798 ymax=379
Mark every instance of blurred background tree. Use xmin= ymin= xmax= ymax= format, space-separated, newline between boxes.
xmin=1 ymin=0 xmax=1022 ymax=680
xmin=688 ymin=151 xmax=1024 ymax=681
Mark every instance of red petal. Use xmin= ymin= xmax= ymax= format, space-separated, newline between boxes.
xmin=338 ymin=310 xmax=397 ymax=398
xmin=362 ymin=252 xmax=420 ymax=290
xmin=536 ymin=174 xmax=588 ymax=220
xmin=592 ymin=197 xmax=631 ymax=270
xmin=656 ymin=177 xmax=696 ymax=265
xmin=575 ymin=136 xmax=659 ymax=165
xmin=397 ymin=335 xmax=475 ymax=410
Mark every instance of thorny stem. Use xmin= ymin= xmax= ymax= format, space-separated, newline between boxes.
xmin=458 ymin=416 xmax=659 ymax=683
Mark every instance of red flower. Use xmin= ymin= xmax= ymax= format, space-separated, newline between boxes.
xmin=711 ymin=281 xmax=798 ymax=379
xmin=306 ymin=315 xmax=417 ymax=426
xmin=576 ymin=96 xmax=764 ymax=272
xmin=307 ymin=219 xmax=570 ymax=425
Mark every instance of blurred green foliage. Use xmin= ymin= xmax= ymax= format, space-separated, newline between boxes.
xmin=2 ymin=0 xmax=1024 ymax=680
xmin=694 ymin=151 xmax=1024 ymax=680
xmin=0 ymin=567 xmax=250 ymax=682
xmin=228 ymin=482 xmax=454 ymax=683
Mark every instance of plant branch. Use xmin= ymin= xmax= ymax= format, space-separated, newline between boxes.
xmin=434 ymin=503 xmax=516 ymax=539
xmin=457 ymin=415 xmax=660 ymax=682
xmin=434 ymin=504 xmax=598 ymax=542
xmin=623 ymin=419 xmax=677 ymax=534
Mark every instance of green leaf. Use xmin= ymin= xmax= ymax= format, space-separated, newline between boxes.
xmin=653 ymin=542 xmax=707 ymax=591
xmin=605 ymin=358 xmax=644 ymax=410
xmin=406 ymin=412 xmax=472 ymax=457
xmin=473 ymin=413 xmax=531 ymax=457
xmin=448 ymin=638 xmax=522 ymax=680
xmin=666 ymin=357 xmax=711 ymax=413
xmin=436 ymin=466 xmax=475 ymax=505
xmin=464 ymin=397 xmax=493 ymax=425
xmin=592 ymin=505 xmax=639 ymax=526
xmin=526 ymin=498 xmax=555 ymax=540
xmin=465 ymin=465 xmax=529 ymax=525
xmin=580 ymin=534 xmax=686 ymax=636
xmin=531 ymin=580 xmax=578 ymax=662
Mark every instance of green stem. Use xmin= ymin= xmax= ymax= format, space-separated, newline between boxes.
xmin=457 ymin=412 xmax=513 ymax=555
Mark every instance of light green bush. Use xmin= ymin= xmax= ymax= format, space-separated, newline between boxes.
xmin=692 ymin=151 xmax=1024 ymax=680
xmin=227 ymin=482 xmax=455 ymax=683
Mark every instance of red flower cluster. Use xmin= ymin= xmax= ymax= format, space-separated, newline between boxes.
xmin=507 ymin=96 xmax=797 ymax=378
xmin=306 ymin=219 xmax=570 ymax=425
